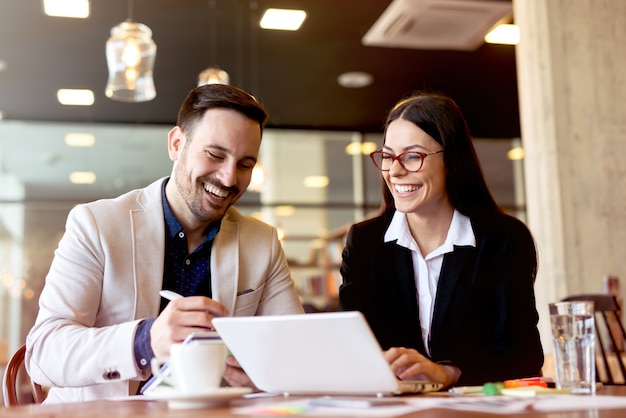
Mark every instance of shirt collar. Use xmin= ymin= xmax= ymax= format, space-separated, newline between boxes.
xmin=161 ymin=177 xmax=221 ymax=242
xmin=384 ymin=209 xmax=476 ymax=254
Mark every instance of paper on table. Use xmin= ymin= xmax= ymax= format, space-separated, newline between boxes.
xmin=533 ymin=395 xmax=626 ymax=412
xmin=231 ymin=394 xmax=626 ymax=416
xmin=232 ymin=397 xmax=442 ymax=417
xmin=420 ymin=394 xmax=626 ymax=415
xmin=418 ymin=397 xmax=534 ymax=414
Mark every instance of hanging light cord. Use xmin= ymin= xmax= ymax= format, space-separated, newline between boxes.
xmin=127 ymin=0 xmax=134 ymax=21
xmin=208 ymin=0 xmax=217 ymax=66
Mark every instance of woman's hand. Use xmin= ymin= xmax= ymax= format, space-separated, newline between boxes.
xmin=383 ymin=347 xmax=460 ymax=388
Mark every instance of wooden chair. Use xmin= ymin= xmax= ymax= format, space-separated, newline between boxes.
xmin=562 ymin=294 xmax=626 ymax=385
xmin=2 ymin=344 xmax=45 ymax=407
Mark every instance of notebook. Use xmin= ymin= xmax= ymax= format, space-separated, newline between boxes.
xmin=212 ymin=311 xmax=443 ymax=396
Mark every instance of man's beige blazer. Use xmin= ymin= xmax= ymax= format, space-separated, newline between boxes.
xmin=26 ymin=177 xmax=304 ymax=403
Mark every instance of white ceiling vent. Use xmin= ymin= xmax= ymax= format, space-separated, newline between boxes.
xmin=362 ymin=0 xmax=513 ymax=51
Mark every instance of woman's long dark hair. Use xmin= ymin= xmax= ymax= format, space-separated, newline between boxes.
xmin=381 ymin=92 xmax=501 ymax=219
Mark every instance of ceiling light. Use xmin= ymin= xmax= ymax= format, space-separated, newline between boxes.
xmin=57 ymin=89 xmax=94 ymax=106
xmin=43 ymin=0 xmax=90 ymax=18
xmin=507 ymin=146 xmax=525 ymax=161
xmin=198 ymin=66 xmax=230 ymax=86
xmin=105 ymin=19 xmax=157 ymax=102
xmin=198 ymin=1 xmax=230 ymax=86
xmin=361 ymin=142 xmax=378 ymax=154
xmin=69 ymin=171 xmax=96 ymax=184
xmin=303 ymin=176 xmax=329 ymax=188
xmin=345 ymin=141 xmax=378 ymax=155
xmin=485 ymin=24 xmax=519 ymax=45
xmin=65 ymin=133 xmax=95 ymax=147
xmin=0 ymin=59 xmax=7 ymax=72
xmin=260 ymin=8 xmax=307 ymax=31
xmin=337 ymin=71 xmax=374 ymax=88
xmin=274 ymin=206 xmax=295 ymax=217
xmin=248 ymin=164 xmax=265 ymax=192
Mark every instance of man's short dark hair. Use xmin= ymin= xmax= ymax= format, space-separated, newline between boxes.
xmin=177 ymin=84 xmax=268 ymax=136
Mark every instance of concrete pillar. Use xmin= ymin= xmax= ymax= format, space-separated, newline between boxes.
xmin=514 ymin=0 xmax=626 ymax=351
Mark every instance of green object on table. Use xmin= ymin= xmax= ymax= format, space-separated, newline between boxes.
xmin=482 ymin=382 xmax=503 ymax=395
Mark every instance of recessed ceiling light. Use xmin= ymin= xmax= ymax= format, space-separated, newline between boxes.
xmin=260 ymin=8 xmax=307 ymax=31
xmin=507 ymin=146 xmax=525 ymax=161
xmin=337 ymin=71 xmax=374 ymax=88
xmin=303 ymin=176 xmax=329 ymax=188
xmin=57 ymin=89 xmax=95 ymax=106
xmin=345 ymin=141 xmax=378 ymax=156
xmin=69 ymin=171 xmax=96 ymax=184
xmin=43 ymin=0 xmax=90 ymax=18
xmin=65 ymin=133 xmax=95 ymax=147
xmin=485 ymin=24 xmax=519 ymax=45
xmin=274 ymin=205 xmax=295 ymax=217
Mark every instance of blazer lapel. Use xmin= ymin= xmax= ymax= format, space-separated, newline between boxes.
xmin=431 ymin=245 xmax=473 ymax=335
xmin=210 ymin=211 xmax=239 ymax=314
xmin=385 ymin=242 xmax=418 ymax=316
xmin=131 ymin=180 xmax=166 ymax=319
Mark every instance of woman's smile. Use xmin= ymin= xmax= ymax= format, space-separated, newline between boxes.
xmin=393 ymin=183 xmax=421 ymax=194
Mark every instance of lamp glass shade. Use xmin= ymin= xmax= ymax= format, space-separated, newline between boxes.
xmin=105 ymin=21 xmax=157 ymax=102
xmin=198 ymin=66 xmax=230 ymax=86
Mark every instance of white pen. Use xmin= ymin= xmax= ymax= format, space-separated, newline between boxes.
xmin=448 ymin=386 xmax=485 ymax=396
xmin=159 ymin=290 xmax=183 ymax=301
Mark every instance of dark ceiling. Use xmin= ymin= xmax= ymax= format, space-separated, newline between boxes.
xmin=0 ymin=0 xmax=519 ymax=138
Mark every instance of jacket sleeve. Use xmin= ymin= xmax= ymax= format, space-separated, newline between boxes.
xmin=439 ymin=215 xmax=544 ymax=385
xmin=26 ymin=204 xmax=147 ymax=389
xmin=338 ymin=222 xmax=375 ymax=313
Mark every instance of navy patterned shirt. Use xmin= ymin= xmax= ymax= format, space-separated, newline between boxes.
xmin=160 ymin=179 xmax=220 ymax=308
xmin=134 ymin=178 xmax=221 ymax=370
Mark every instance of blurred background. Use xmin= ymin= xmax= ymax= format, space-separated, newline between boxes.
xmin=0 ymin=0 xmax=524 ymax=374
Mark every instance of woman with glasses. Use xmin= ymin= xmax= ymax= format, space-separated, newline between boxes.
xmin=338 ymin=92 xmax=543 ymax=389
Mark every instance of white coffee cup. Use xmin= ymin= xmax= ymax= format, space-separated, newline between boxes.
xmin=151 ymin=340 xmax=227 ymax=394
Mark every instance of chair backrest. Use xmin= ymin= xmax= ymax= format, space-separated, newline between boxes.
xmin=2 ymin=344 xmax=45 ymax=407
xmin=562 ymin=294 xmax=626 ymax=385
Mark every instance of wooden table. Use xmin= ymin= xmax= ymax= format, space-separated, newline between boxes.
xmin=3 ymin=386 xmax=626 ymax=417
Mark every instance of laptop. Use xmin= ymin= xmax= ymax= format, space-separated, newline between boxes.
xmin=212 ymin=311 xmax=443 ymax=396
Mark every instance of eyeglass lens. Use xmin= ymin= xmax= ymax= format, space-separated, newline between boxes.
xmin=372 ymin=152 xmax=424 ymax=172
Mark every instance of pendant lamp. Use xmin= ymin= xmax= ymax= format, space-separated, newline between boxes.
xmin=197 ymin=0 xmax=230 ymax=86
xmin=105 ymin=20 xmax=157 ymax=102
xmin=198 ymin=66 xmax=230 ymax=86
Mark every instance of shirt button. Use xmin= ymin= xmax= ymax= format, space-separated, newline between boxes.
xmin=140 ymin=358 xmax=148 ymax=367
xmin=185 ymin=259 xmax=191 ymax=266
xmin=178 ymin=231 xmax=185 ymax=239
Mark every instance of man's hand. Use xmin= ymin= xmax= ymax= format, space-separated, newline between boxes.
xmin=150 ymin=296 xmax=229 ymax=357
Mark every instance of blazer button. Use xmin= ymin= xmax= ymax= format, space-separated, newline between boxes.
xmin=103 ymin=370 xmax=121 ymax=380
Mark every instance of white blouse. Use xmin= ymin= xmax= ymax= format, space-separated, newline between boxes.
xmin=384 ymin=209 xmax=476 ymax=355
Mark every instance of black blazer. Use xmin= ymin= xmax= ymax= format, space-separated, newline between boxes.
xmin=338 ymin=210 xmax=544 ymax=386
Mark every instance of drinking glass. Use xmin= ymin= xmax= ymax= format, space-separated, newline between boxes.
xmin=549 ymin=300 xmax=596 ymax=394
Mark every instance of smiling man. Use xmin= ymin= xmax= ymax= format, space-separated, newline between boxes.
xmin=26 ymin=84 xmax=304 ymax=403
